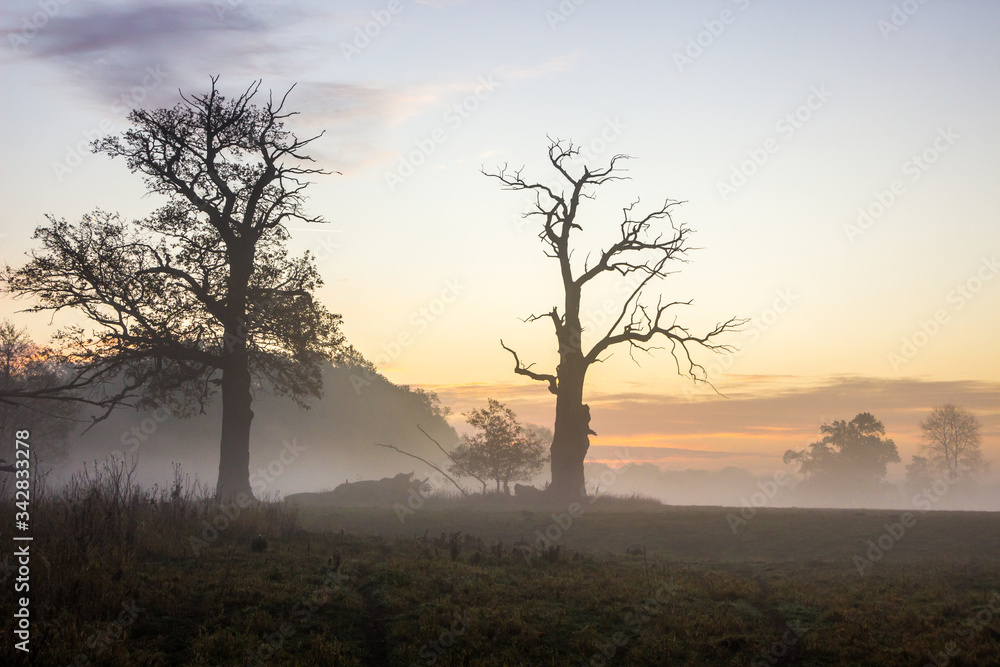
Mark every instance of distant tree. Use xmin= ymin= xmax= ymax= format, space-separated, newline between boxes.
xmin=486 ymin=138 xmax=743 ymax=500
xmin=523 ymin=423 xmax=553 ymax=449
xmin=919 ymin=404 xmax=986 ymax=478
xmin=904 ymin=455 xmax=937 ymax=496
xmin=449 ymin=399 xmax=548 ymax=494
xmin=4 ymin=77 xmax=344 ymax=501
xmin=784 ymin=412 xmax=900 ymax=500
xmin=0 ymin=320 xmax=78 ymax=465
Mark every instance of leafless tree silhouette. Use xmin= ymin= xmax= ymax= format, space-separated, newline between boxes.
xmin=485 ymin=138 xmax=744 ymax=500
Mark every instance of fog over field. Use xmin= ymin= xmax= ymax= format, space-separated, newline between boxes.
xmin=1 ymin=0 xmax=999 ymax=664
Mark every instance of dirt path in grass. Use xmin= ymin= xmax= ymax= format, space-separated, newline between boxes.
xmin=749 ymin=573 xmax=804 ymax=666
xmin=354 ymin=564 xmax=391 ymax=666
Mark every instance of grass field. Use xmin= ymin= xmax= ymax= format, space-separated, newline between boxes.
xmin=2 ymin=462 xmax=999 ymax=665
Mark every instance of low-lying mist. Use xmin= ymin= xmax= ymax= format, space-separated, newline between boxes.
xmin=44 ymin=362 xmax=1000 ymax=512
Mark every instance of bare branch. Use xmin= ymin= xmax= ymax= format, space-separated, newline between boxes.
xmin=500 ymin=340 xmax=558 ymax=394
xmin=417 ymin=425 xmax=485 ymax=493
xmin=374 ymin=442 xmax=467 ymax=496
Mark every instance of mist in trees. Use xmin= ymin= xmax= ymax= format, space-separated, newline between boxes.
xmin=784 ymin=413 xmax=900 ymax=506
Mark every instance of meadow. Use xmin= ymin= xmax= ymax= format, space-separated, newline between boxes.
xmin=2 ymin=460 xmax=999 ymax=666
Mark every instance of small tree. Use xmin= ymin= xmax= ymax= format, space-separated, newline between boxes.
xmin=919 ymin=404 xmax=986 ymax=478
xmin=784 ymin=412 xmax=900 ymax=502
xmin=449 ymin=399 xmax=548 ymax=495
xmin=0 ymin=320 xmax=78 ymax=464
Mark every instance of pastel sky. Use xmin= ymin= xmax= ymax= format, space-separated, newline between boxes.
xmin=1 ymin=1 xmax=997 ymax=479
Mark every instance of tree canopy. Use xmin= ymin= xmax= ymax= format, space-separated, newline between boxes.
xmin=784 ymin=412 xmax=900 ymax=501
xmin=449 ymin=398 xmax=548 ymax=494
xmin=4 ymin=77 xmax=344 ymax=500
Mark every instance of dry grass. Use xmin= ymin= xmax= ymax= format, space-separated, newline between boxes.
xmin=1 ymin=462 xmax=998 ymax=665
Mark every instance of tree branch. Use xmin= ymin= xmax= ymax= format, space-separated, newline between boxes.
xmin=500 ymin=340 xmax=558 ymax=394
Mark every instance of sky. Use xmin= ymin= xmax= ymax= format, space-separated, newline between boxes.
xmin=1 ymin=0 xmax=998 ymax=481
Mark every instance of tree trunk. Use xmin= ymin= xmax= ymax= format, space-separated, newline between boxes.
xmin=216 ymin=252 xmax=256 ymax=503
xmin=548 ymin=357 xmax=591 ymax=502
xmin=216 ymin=342 xmax=255 ymax=503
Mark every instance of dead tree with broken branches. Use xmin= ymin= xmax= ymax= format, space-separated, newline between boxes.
xmin=486 ymin=138 xmax=744 ymax=501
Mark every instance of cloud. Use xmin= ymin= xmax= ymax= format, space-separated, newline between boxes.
xmin=4 ymin=0 xmax=328 ymax=108
xmin=425 ymin=376 xmax=1000 ymax=476
xmin=588 ymin=445 xmax=772 ymax=461
xmin=498 ymin=50 xmax=584 ymax=82
xmin=5 ymin=1 xmax=582 ymax=175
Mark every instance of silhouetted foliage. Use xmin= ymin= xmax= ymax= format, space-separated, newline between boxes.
xmin=784 ymin=412 xmax=900 ymax=502
xmin=449 ymin=398 xmax=548 ymax=494
xmin=4 ymin=77 xmax=343 ymax=500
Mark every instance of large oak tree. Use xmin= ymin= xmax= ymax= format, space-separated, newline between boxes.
xmin=4 ymin=78 xmax=343 ymax=501
xmin=486 ymin=139 xmax=743 ymax=501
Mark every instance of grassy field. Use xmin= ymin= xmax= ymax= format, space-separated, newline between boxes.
xmin=2 ymin=463 xmax=1000 ymax=665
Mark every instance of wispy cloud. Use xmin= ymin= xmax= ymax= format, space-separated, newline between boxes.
xmin=425 ymin=376 xmax=1000 ymax=475
xmin=498 ymin=50 xmax=584 ymax=82
xmin=3 ymin=0 xmax=332 ymax=107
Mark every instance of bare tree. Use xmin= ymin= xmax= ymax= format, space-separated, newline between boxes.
xmin=485 ymin=138 xmax=744 ymax=500
xmin=4 ymin=77 xmax=343 ymax=501
xmin=920 ymin=404 xmax=986 ymax=477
